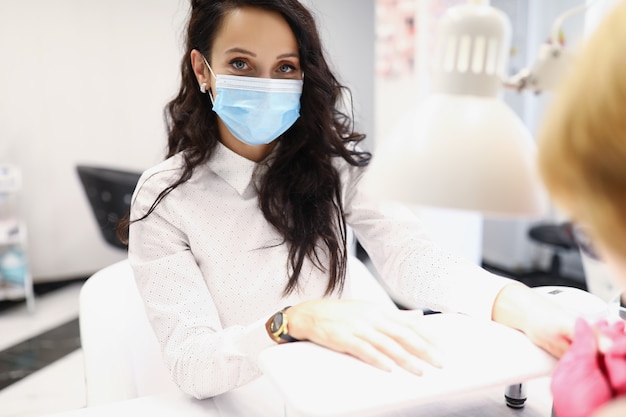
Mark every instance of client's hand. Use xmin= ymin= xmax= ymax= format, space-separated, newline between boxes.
xmin=591 ymin=397 xmax=626 ymax=417
xmin=286 ymin=299 xmax=443 ymax=375
xmin=551 ymin=318 xmax=613 ymax=417
xmin=492 ymin=283 xmax=576 ymax=358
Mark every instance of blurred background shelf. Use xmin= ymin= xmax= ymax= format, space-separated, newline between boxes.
xmin=0 ymin=165 xmax=35 ymax=313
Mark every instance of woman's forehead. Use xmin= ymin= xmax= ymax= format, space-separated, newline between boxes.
xmin=212 ymin=7 xmax=299 ymax=60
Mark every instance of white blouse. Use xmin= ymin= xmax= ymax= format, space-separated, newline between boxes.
xmin=128 ymin=142 xmax=510 ymax=399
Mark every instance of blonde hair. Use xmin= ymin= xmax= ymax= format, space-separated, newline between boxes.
xmin=538 ymin=0 xmax=626 ymax=257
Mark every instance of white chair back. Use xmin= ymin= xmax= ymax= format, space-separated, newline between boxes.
xmin=79 ymin=259 xmax=179 ymax=406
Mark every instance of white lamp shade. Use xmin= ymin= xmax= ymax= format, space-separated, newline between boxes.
xmin=362 ymin=93 xmax=548 ymax=217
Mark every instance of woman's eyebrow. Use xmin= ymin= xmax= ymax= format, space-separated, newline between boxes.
xmin=223 ymin=48 xmax=298 ymax=60
xmin=224 ymin=47 xmax=256 ymax=57
xmin=276 ymin=52 xmax=299 ymax=60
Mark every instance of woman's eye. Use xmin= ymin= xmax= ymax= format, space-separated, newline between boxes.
xmin=231 ymin=60 xmax=248 ymax=70
xmin=279 ymin=64 xmax=296 ymax=73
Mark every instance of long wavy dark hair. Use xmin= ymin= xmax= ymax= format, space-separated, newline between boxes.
xmin=129 ymin=0 xmax=370 ymax=295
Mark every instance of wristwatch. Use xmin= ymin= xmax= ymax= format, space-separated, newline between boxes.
xmin=266 ymin=306 xmax=300 ymax=343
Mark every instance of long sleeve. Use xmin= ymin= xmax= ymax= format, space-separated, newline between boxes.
xmin=128 ymin=164 xmax=275 ymax=399
xmin=341 ymin=161 xmax=512 ymax=319
xmin=127 ymin=146 xmax=332 ymax=399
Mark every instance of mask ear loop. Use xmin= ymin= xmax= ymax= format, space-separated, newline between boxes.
xmin=201 ymin=55 xmax=217 ymax=105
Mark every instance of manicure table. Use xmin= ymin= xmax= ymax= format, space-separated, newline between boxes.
xmin=258 ymin=312 xmax=557 ymax=417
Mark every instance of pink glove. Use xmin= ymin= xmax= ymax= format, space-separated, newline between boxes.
xmin=598 ymin=320 xmax=626 ymax=396
xmin=551 ymin=318 xmax=613 ymax=417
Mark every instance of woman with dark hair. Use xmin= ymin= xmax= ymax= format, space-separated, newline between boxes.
xmin=128 ymin=0 xmax=575 ymax=401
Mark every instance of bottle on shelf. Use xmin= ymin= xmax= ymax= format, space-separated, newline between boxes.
xmin=1 ymin=246 xmax=27 ymax=284
xmin=0 ymin=164 xmax=34 ymax=312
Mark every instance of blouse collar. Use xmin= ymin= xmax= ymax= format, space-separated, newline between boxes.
xmin=210 ymin=141 xmax=265 ymax=195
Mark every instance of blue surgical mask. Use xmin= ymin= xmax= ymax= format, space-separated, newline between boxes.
xmin=203 ymin=57 xmax=303 ymax=146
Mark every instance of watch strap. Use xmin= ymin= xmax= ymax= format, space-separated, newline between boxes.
xmin=279 ymin=332 xmax=300 ymax=343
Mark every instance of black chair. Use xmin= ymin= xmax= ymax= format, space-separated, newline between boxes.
xmin=528 ymin=222 xmax=577 ymax=277
xmin=77 ymin=165 xmax=142 ymax=250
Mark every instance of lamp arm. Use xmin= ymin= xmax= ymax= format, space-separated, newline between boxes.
xmin=503 ymin=0 xmax=599 ymax=94
xmin=550 ymin=0 xmax=597 ymax=45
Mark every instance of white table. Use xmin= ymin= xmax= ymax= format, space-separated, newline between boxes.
xmin=257 ymin=286 xmax=612 ymax=417
xmin=258 ymin=313 xmax=557 ymax=417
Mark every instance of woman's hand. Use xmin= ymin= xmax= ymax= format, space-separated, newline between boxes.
xmin=492 ymin=283 xmax=576 ymax=358
xmin=285 ymin=299 xmax=443 ymax=375
xmin=591 ymin=398 xmax=626 ymax=417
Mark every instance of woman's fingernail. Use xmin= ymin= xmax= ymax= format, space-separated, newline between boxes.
xmin=378 ymin=357 xmax=395 ymax=372
xmin=429 ymin=352 xmax=445 ymax=368
xmin=408 ymin=362 xmax=423 ymax=376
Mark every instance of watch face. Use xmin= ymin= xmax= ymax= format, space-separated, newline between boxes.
xmin=271 ymin=312 xmax=283 ymax=333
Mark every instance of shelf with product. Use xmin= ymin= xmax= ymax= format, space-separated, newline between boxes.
xmin=0 ymin=164 xmax=35 ymax=312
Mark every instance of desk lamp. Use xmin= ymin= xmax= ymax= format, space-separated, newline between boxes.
xmin=363 ymin=0 xmax=587 ymax=217
xmin=363 ymin=0 xmax=601 ymax=408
